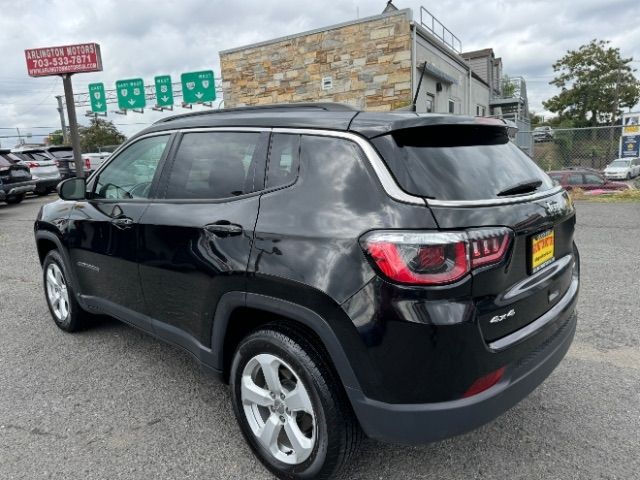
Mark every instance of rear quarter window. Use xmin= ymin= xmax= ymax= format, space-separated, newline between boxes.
xmin=371 ymin=125 xmax=554 ymax=201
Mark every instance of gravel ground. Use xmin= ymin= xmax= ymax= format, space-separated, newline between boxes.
xmin=1 ymin=195 xmax=639 ymax=479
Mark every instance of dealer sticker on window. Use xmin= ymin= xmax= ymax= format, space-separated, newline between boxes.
xmin=531 ymin=229 xmax=555 ymax=273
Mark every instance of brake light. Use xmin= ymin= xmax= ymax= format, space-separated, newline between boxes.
xmin=361 ymin=228 xmax=512 ymax=286
xmin=462 ymin=367 xmax=506 ymax=398
xmin=84 ymin=158 xmax=91 ymax=170
xmin=26 ymin=162 xmax=40 ymax=168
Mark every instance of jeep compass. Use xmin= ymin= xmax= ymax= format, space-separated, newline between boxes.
xmin=35 ymin=103 xmax=579 ymax=479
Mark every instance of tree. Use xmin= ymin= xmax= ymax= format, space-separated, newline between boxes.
xmin=543 ymin=40 xmax=640 ymax=125
xmin=79 ymin=118 xmax=126 ymax=152
xmin=47 ymin=129 xmax=65 ymax=145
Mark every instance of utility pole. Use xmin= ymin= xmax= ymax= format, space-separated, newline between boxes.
xmin=56 ymin=95 xmax=69 ymax=144
xmin=62 ymin=74 xmax=85 ymax=178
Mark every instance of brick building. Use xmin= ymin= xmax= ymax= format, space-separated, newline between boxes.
xmin=219 ymin=4 xmax=529 ymax=136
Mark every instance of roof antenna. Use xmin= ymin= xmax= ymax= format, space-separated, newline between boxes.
xmin=411 ymin=62 xmax=428 ymax=112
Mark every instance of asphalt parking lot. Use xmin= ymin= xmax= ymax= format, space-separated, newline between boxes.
xmin=1 ymin=195 xmax=639 ymax=480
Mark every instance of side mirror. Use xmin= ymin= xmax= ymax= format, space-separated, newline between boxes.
xmin=57 ymin=177 xmax=86 ymax=200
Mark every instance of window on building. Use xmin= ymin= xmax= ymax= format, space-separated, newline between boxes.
xmin=448 ymin=99 xmax=456 ymax=114
xmin=476 ymin=105 xmax=486 ymax=116
xmin=425 ymin=93 xmax=435 ymax=113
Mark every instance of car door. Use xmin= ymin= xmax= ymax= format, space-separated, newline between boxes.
xmin=66 ymin=134 xmax=172 ymax=327
xmin=565 ymin=173 xmax=584 ymax=191
xmin=583 ymin=172 xmax=608 ymax=190
xmin=137 ymin=129 xmax=268 ymax=347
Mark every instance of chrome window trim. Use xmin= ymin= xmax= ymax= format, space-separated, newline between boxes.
xmin=112 ymin=126 xmax=562 ymax=208
xmin=272 ymin=127 xmax=425 ymax=205
xmin=425 ymin=186 xmax=565 ymax=208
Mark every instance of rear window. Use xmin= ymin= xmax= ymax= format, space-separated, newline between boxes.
xmin=49 ymin=149 xmax=73 ymax=159
xmin=371 ymin=125 xmax=554 ymax=201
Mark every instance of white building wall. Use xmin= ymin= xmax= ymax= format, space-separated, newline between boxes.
xmin=413 ymin=30 xmax=490 ymax=116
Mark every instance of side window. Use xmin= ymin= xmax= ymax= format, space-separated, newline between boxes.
xmin=266 ymin=134 xmax=300 ymax=189
xmin=584 ymin=174 xmax=604 ymax=185
xmin=93 ymin=135 xmax=169 ymax=200
xmin=567 ymin=174 xmax=583 ymax=185
xmin=164 ymin=131 xmax=262 ymax=200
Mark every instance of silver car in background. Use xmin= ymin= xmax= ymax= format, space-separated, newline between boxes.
xmin=603 ymin=158 xmax=640 ymax=180
xmin=10 ymin=147 xmax=61 ymax=195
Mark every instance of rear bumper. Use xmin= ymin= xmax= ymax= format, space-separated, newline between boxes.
xmin=0 ymin=181 xmax=36 ymax=200
xmin=33 ymin=178 xmax=61 ymax=191
xmin=349 ymin=276 xmax=578 ymax=444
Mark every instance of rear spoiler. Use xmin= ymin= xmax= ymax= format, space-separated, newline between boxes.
xmin=348 ymin=112 xmax=509 ymax=139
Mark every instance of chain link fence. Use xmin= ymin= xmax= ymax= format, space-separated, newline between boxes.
xmin=520 ymin=125 xmax=627 ymax=172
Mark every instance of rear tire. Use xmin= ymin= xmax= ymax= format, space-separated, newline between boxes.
xmin=230 ymin=326 xmax=362 ymax=480
xmin=42 ymin=250 xmax=91 ymax=332
xmin=5 ymin=194 xmax=24 ymax=204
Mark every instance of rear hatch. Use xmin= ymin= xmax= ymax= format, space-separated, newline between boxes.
xmin=371 ymin=123 xmax=576 ymax=342
xmin=0 ymin=154 xmax=32 ymax=185
xmin=15 ymin=150 xmax=60 ymax=179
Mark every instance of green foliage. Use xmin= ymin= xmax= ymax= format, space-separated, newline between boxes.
xmin=47 ymin=129 xmax=65 ymax=146
xmin=543 ymin=40 xmax=640 ymax=125
xmin=79 ymin=118 xmax=126 ymax=152
xmin=501 ymin=75 xmax=517 ymax=98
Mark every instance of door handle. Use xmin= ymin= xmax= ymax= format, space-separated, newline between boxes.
xmin=203 ymin=222 xmax=243 ymax=236
xmin=111 ymin=216 xmax=134 ymax=229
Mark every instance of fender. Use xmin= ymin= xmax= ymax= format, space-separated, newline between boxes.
xmin=211 ymin=291 xmax=362 ymax=392
xmin=34 ymin=230 xmax=86 ymax=306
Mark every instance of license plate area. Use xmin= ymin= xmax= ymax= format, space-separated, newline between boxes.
xmin=531 ymin=229 xmax=555 ymax=273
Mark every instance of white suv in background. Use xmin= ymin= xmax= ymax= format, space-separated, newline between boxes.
xmin=603 ymin=158 xmax=640 ymax=180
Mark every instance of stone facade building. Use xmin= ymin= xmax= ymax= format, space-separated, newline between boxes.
xmin=219 ymin=5 xmax=528 ymax=130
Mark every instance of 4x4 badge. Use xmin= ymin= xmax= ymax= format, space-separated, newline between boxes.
xmin=489 ymin=309 xmax=516 ymax=324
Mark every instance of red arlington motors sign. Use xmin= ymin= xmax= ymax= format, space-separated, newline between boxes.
xmin=25 ymin=43 xmax=102 ymax=77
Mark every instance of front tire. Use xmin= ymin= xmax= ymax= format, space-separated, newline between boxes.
xmin=230 ymin=326 xmax=361 ymax=480
xmin=42 ymin=250 xmax=90 ymax=332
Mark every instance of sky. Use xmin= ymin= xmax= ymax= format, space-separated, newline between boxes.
xmin=1 ymin=0 xmax=639 ymax=146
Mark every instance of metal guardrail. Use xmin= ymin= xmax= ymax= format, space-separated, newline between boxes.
xmin=419 ymin=7 xmax=462 ymax=53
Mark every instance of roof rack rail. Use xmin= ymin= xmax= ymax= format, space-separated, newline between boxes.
xmin=155 ymin=102 xmax=358 ymax=124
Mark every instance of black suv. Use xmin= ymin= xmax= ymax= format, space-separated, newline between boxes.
xmin=35 ymin=104 xmax=579 ymax=479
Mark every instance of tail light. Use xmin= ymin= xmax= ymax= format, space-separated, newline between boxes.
xmin=462 ymin=366 xmax=506 ymax=398
xmin=84 ymin=158 xmax=91 ymax=170
xmin=26 ymin=162 xmax=40 ymax=168
xmin=360 ymin=228 xmax=512 ymax=286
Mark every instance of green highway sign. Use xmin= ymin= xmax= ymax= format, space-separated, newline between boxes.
xmin=181 ymin=70 xmax=216 ymax=104
xmin=88 ymin=82 xmax=106 ymax=113
xmin=116 ymin=78 xmax=146 ymax=110
xmin=154 ymin=75 xmax=174 ymax=107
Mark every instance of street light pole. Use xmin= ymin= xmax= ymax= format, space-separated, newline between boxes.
xmin=56 ymin=95 xmax=69 ymax=144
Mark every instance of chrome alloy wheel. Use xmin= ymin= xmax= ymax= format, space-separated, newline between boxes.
xmin=45 ymin=263 xmax=70 ymax=322
xmin=241 ymin=353 xmax=316 ymax=465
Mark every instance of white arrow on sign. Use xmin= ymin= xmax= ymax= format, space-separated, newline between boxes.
xmin=161 ymin=96 xmax=169 ymax=102
xmin=195 ymin=92 xmax=204 ymax=99
xmin=128 ymin=99 xmax=136 ymax=106
xmin=95 ymin=102 xmax=103 ymax=109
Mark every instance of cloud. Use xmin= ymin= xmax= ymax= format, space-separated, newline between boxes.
xmin=0 ymin=0 xmax=638 ymax=145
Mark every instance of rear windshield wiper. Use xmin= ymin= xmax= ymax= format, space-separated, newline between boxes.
xmin=497 ymin=179 xmax=543 ymax=197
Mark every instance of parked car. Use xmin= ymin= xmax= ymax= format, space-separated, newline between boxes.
xmin=603 ymin=157 xmax=640 ymax=180
xmin=10 ymin=147 xmax=61 ymax=195
xmin=533 ymin=125 xmax=554 ymax=142
xmin=42 ymin=146 xmax=94 ymax=179
xmin=0 ymin=150 xmax=35 ymax=204
xmin=35 ymin=103 xmax=579 ymax=480
xmin=548 ymin=169 xmax=630 ymax=192
xmin=83 ymin=152 xmax=111 ymax=172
